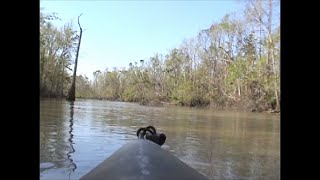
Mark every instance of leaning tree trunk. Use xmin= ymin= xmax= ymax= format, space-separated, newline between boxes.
xmin=66 ymin=14 xmax=83 ymax=101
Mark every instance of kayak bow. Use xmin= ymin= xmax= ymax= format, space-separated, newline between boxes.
xmin=81 ymin=126 xmax=208 ymax=180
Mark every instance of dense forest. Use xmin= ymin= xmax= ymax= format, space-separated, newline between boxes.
xmin=40 ymin=0 xmax=280 ymax=112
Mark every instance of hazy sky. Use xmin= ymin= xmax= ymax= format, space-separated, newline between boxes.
xmin=40 ymin=0 xmax=243 ymax=80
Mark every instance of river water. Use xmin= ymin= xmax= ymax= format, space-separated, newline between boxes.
xmin=40 ymin=98 xmax=280 ymax=180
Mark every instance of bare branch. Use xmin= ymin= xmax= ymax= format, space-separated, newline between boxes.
xmin=218 ymin=46 xmax=233 ymax=62
xmin=66 ymin=66 xmax=73 ymax=71
xmin=78 ymin=13 xmax=83 ymax=30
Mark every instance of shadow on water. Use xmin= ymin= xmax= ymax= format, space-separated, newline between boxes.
xmin=67 ymin=101 xmax=77 ymax=179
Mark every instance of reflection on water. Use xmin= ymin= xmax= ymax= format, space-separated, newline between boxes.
xmin=40 ymin=98 xmax=280 ymax=180
xmin=67 ymin=101 xmax=76 ymax=179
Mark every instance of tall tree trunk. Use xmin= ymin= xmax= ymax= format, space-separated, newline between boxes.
xmin=269 ymin=35 xmax=279 ymax=110
xmin=268 ymin=0 xmax=279 ymax=110
xmin=258 ymin=0 xmax=262 ymax=61
xmin=54 ymin=61 xmax=61 ymax=96
xmin=60 ymin=59 xmax=65 ymax=97
xmin=267 ymin=0 xmax=273 ymax=76
xmin=67 ymin=14 xmax=83 ymax=101
xmin=193 ymin=54 xmax=196 ymax=90
xmin=237 ymin=79 xmax=241 ymax=97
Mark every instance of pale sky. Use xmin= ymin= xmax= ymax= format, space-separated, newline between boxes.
xmin=40 ymin=0 xmax=244 ymax=80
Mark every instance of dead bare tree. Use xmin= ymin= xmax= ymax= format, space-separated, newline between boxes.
xmin=66 ymin=13 xmax=83 ymax=101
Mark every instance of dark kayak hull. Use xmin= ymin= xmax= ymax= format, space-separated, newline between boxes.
xmin=81 ymin=139 xmax=209 ymax=180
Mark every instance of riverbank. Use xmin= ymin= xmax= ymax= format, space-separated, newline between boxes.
xmin=148 ymin=100 xmax=280 ymax=114
xmin=40 ymin=95 xmax=280 ymax=114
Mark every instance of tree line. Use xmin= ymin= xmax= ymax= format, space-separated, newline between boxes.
xmin=40 ymin=0 xmax=280 ymax=112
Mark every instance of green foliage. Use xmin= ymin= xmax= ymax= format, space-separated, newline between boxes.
xmin=171 ymin=80 xmax=193 ymax=105
xmin=40 ymin=10 xmax=78 ymax=97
